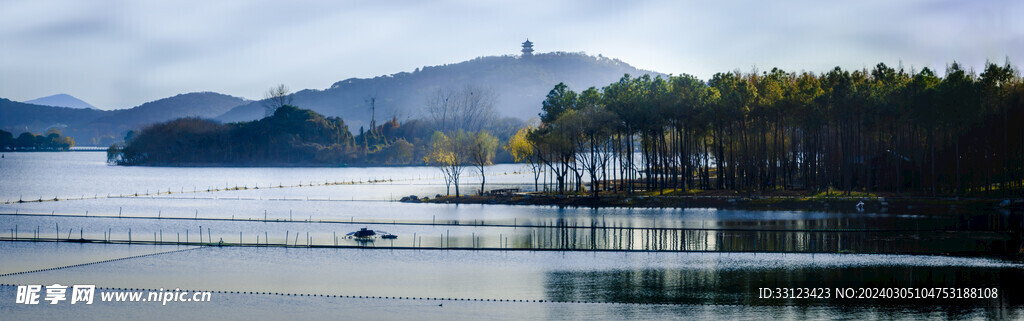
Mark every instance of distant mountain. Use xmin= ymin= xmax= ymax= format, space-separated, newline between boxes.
xmin=24 ymin=94 xmax=97 ymax=110
xmin=88 ymin=92 xmax=249 ymax=130
xmin=4 ymin=52 xmax=659 ymax=146
xmin=1 ymin=92 xmax=248 ymax=146
xmin=0 ymin=98 xmax=109 ymax=137
xmin=218 ymin=52 xmax=661 ymax=129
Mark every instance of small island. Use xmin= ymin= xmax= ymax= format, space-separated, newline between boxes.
xmin=106 ymin=104 xmax=517 ymax=167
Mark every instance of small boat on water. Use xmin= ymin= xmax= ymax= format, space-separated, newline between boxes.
xmin=345 ymin=228 xmax=397 ymax=240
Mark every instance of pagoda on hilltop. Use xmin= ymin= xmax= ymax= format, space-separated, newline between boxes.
xmin=521 ymin=39 xmax=534 ymax=56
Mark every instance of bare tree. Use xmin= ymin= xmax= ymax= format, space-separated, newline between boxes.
xmin=426 ymin=89 xmax=455 ymax=133
xmin=426 ymin=85 xmax=496 ymax=133
xmin=467 ymin=131 xmax=499 ymax=195
xmin=264 ymin=84 xmax=292 ymax=116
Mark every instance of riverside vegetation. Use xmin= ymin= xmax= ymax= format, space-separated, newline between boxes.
xmin=0 ymin=129 xmax=75 ymax=151
xmin=109 ymin=62 xmax=1024 ymax=200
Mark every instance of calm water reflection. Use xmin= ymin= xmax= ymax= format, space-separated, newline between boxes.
xmin=2 ymin=244 xmax=1021 ymax=318
xmin=1 ymin=213 xmax=1020 ymax=256
xmin=2 ymin=152 xmax=1023 ymax=319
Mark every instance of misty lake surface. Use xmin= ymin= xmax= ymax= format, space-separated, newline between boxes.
xmin=2 ymin=152 xmax=1023 ymax=319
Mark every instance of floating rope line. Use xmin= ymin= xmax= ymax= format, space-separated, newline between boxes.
xmin=0 ymin=283 xmax=1008 ymax=307
xmin=0 ymin=247 xmax=204 ymax=278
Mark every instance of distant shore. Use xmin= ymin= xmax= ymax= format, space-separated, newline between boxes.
xmin=420 ymin=193 xmax=1023 ymax=215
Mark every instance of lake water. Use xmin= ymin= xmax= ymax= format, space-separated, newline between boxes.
xmin=1 ymin=152 xmax=1022 ymax=319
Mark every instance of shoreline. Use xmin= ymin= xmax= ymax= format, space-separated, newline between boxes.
xmin=421 ymin=194 xmax=1024 ymax=215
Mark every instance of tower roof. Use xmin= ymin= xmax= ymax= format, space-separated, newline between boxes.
xmin=521 ymin=38 xmax=534 ymax=56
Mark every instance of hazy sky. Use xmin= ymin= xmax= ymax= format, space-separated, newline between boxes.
xmin=1 ymin=0 xmax=1021 ymax=110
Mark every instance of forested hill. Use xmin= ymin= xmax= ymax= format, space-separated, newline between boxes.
xmin=88 ymin=92 xmax=249 ymax=135
xmin=216 ymin=52 xmax=660 ymax=128
xmin=4 ymin=52 xmax=653 ymax=145
xmin=0 ymin=98 xmax=108 ymax=142
xmin=1 ymin=92 xmax=248 ymax=146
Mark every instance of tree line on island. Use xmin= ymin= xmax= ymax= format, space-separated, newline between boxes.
xmin=107 ymin=61 xmax=1024 ymax=198
xmin=511 ymin=61 xmax=1024 ymax=198
xmin=0 ymin=129 xmax=75 ymax=151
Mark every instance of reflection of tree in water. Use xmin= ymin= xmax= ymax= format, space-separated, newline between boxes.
xmin=525 ymin=224 xmax=1020 ymax=256
xmin=544 ymin=265 xmax=1024 ymax=310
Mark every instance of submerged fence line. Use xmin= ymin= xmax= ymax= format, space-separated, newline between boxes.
xmin=0 ymin=170 xmax=533 ymax=205
xmin=0 ymin=211 xmax=1006 ymax=233
xmin=0 ymin=177 xmax=401 ymax=205
xmin=0 ymin=236 xmax=932 ymax=255
xmin=1 ymin=233 xmax=1016 ymax=257
xmin=2 ymin=217 xmax=1018 ymax=255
